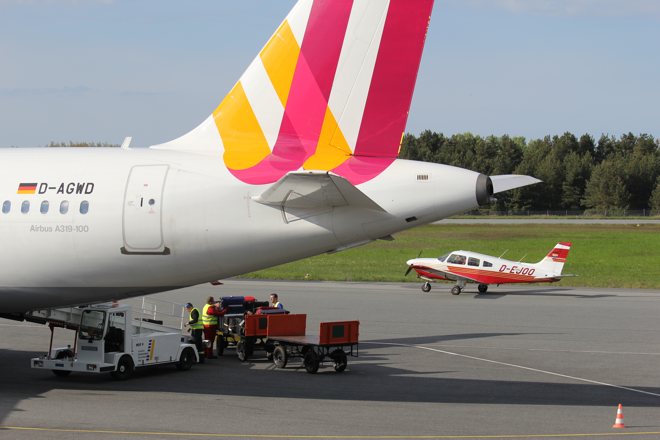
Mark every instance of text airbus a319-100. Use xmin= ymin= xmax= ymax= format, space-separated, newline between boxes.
xmin=0 ymin=0 xmax=540 ymax=314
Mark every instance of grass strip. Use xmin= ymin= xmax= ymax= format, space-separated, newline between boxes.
xmin=241 ymin=224 xmax=660 ymax=289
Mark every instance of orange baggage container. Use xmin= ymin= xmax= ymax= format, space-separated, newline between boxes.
xmin=319 ymin=321 xmax=359 ymax=345
xmin=243 ymin=315 xmax=268 ymax=337
xmin=267 ymin=314 xmax=306 ymax=337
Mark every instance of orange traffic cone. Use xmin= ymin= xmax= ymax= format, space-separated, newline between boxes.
xmin=612 ymin=403 xmax=625 ymax=428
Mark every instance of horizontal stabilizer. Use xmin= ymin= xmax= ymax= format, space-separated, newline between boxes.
xmin=254 ymin=171 xmax=385 ymax=212
xmin=490 ymin=175 xmax=542 ymax=194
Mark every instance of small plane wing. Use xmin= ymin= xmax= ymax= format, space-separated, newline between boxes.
xmin=490 ymin=175 xmax=542 ymax=194
xmin=415 ymin=265 xmax=484 ymax=284
xmin=254 ymin=171 xmax=386 ymax=212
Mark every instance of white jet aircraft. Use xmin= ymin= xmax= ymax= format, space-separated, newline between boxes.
xmin=0 ymin=0 xmax=540 ymax=314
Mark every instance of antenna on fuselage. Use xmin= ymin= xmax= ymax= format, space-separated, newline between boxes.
xmin=499 ymin=249 xmax=508 ymax=259
xmin=518 ymin=254 xmax=527 ymax=262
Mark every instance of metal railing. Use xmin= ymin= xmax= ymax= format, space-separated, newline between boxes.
xmin=137 ymin=297 xmax=186 ymax=330
xmin=460 ymin=209 xmax=659 ymax=218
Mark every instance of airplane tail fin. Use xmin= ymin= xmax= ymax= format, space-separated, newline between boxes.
xmin=536 ymin=242 xmax=572 ymax=275
xmin=153 ymin=0 xmax=435 ymax=185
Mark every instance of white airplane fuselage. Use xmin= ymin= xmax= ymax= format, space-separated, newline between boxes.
xmin=0 ymin=148 xmax=487 ymax=312
xmin=1 ymin=0 xmax=543 ymax=312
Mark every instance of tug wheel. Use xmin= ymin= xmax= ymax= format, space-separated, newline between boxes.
xmin=111 ymin=355 xmax=134 ymax=380
xmin=176 ymin=347 xmax=195 ymax=371
xmin=52 ymin=349 xmax=73 ymax=377
xmin=236 ymin=340 xmax=248 ymax=362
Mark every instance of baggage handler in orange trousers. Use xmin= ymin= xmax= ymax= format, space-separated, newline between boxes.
xmin=202 ymin=296 xmax=227 ymax=359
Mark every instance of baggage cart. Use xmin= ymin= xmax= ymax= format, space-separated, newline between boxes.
xmin=233 ymin=312 xmax=359 ymax=373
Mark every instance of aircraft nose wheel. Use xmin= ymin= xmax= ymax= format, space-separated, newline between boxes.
xmin=421 ymin=282 xmax=432 ymax=293
xmin=451 ymin=285 xmax=462 ymax=295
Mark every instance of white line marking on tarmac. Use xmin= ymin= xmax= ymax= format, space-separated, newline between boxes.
xmin=419 ymin=343 xmax=660 ymax=356
xmin=364 ymin=342 xmax=660 ymax=398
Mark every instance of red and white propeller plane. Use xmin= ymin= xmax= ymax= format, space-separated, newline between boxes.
xmin=405 ymin=242 xmax=572 ymax=294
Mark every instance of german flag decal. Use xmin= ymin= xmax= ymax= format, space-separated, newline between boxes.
xmin=17 ymin=183 xmax=38 ymax=194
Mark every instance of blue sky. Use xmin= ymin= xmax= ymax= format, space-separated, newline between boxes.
xmin=0 ymin=0 xmax=658 ymax=147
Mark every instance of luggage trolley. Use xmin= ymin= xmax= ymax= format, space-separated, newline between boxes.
xmin=234 ymin=309 xmax=289 ymax=361
xmin=269 ymin=318 xmax=359 ymax=374
xmin=238 ymin=313 xmax=360 ymax=374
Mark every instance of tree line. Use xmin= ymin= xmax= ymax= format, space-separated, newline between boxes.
xmin=45 ymin=133 xmax=660 ymax=213
xmin=400 ymin=132 xmax=660 ymax=214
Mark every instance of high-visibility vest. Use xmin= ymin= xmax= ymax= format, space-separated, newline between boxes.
xmin=202 ymin=304 xmax=218 ymax=326
xmin=189 ymin=308 xmax=203 ymax=330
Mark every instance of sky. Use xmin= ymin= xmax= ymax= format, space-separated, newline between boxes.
xmin=0 ymin=0 xmax=659 ymax=147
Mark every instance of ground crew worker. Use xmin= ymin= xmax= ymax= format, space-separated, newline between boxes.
xmin=185 ymin=302 xmax=204 ymax=363
xmin=269 ymin=293 xmax=283 ymax=310
xmin=202 ymin=296 xmax=226 ymax=359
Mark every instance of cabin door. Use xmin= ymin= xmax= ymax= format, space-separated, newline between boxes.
xmin=121 ymin=165 xmax=170 ymax=255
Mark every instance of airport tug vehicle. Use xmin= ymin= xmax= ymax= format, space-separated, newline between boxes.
xmin=30 ymin=302 xmax=198 ymax=379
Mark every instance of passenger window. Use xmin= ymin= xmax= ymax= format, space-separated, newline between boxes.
xmin=80 ymin=200 xmax=89 ymax=214
xmin=21 ymin=200 xmax=30 ymax=214
xmin=2 ymin=200 xmax=10 ymax=214
xmin=447 ymin=254 xmax=466 ymax=265
xmin=60 ymin=200 xmax=69 ymax=214
xmin=40 ymin=200 xmax=49 ymax=214
xmin=483 ymin=261 xmax=493 ymax=268
xmin=468 ymin=257 xmax=480 ymax=267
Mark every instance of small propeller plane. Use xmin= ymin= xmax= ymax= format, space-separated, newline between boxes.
xmin=405 ymin=242 xmax=572 ymax=295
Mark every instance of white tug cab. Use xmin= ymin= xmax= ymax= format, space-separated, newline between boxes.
xmin=30 ymin=302 xmax=198 ymax=379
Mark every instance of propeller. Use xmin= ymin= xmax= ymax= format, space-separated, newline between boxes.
xmin=405 ymin=250 xmax=423 ymax=276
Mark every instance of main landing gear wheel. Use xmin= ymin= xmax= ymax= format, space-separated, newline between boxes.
xmin=421 ymin=282 xmax=432 ymax=293
xmin=478 ymin=284 xmax=489 ymax=294
xmin=451 ymin=285 xmax=462 ymax=295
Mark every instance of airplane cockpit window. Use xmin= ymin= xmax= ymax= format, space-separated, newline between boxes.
xmin=437 ymin=253 xmax=449 ymax=262
xmin=468 ymin=257 xmax=480 ymax=267
xmin=21 ymin=200 xmax=30 ymax=214
xmin=80 ymin=200 xmax=89 ymax=214
xmin=60 ymin=200 xmax=69 ymax=215
xmin=483 ymin=261 xmax=493 ymax=268
xmin=1 ymin=201 xmax=9 ymax=214
xmin=40 ymin=201 xmax=49 ymax=214
xmin=447 ymin=254 xmax=466 ymax=265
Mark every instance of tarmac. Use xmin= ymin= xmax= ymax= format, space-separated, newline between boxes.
xmin=2 ymin=280 xmax=660 ymax=439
